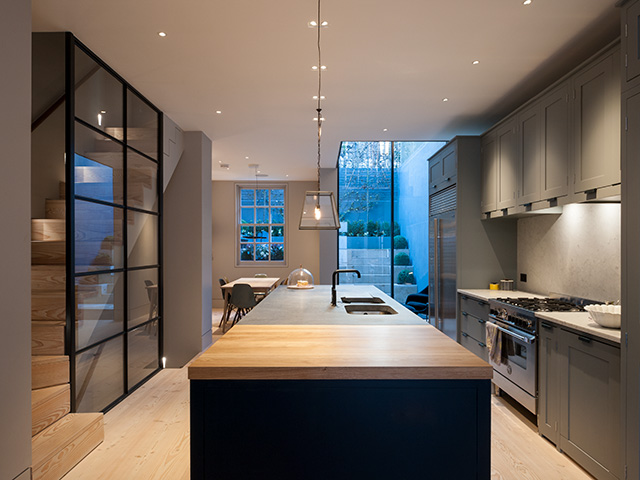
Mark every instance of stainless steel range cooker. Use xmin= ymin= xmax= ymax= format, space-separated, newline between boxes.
xmin=488 ymin=297 xmax=584 ymax=414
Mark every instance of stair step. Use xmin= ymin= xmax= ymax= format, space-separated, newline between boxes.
xmin=32 ymin=413 xmax=103 ymax=480
xmin=32 ymin=385 xmax=70 ymax=437
xmin=32 ymin=356 xmax=69 ymax=390
xmin=32 ymin=241 xmax=66 ymax=265
xmin=32 ymin=321 xmax=65 ymax=355
xmin=32 ymin=291 xmax=65 ymax=321
xmin=59 ymin=181 xmax=65 ymax=200
xmin=32 ymin=265 xmax=65 ymax=291
xmin=45 ymin=199 xmax=66 ymax=220
xmin=32 ymin=219 xmax=65 ymax=241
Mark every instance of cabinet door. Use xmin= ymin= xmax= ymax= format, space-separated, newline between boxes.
xmin=573 ymin=48 xmax=621 ymax=193
xmin=481 ymin=132 xmax=497 ymax=213
xmin=517 ymin=103 xmax=541 ymax=205
xmin=496 ymin=118 xmax=517 ymax=210
xmin=623 ymin=1 xmax=640 ymax=85
xmin=559 ymin=331 xmax=622 ymax=480
xmin=537 ymin=321 xmax=560 ymax=445
xmin=540 ymin=82 xmax=570 ymax=200
xmin=429 ymin=143 xmax=456 ymax=194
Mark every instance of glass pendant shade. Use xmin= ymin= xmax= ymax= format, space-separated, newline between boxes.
xmin=299 ymin=191 xmax=340 ymax=230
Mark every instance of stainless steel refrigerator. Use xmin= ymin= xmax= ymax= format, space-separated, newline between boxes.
xmin=428 ymin=186 xmax=457 ymax=341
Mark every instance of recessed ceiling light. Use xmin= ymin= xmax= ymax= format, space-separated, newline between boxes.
xmin=100 ymin=110 xmax=106 ymax=114
xmin=472 ymin=60 xmax=480 ymax=65
xmin=443 ymin=98 xmax=449 ymax=102
xmin=308 ymin=20 xmax=328 ymax=28
xmin=321 ymin=21 xmax=328 ymax=27
xmin=383 ymin=128 xmax=388 ymax=132
xmin=286 ymin=174 xmax=289 ymax=177
xmin=311 ymin=65 xmax=327 ymax=71
xmin=312 ymin=95 xmax=326 ymax=100
xmin=158 ymin=32 xmax=167 ymax=37
xmin=523 ymin=0 xmax=532 ymax=4
xmin=216 ymin=110 xmax=222 ymax=114
xmin=313 ymin=117 xmax=325 ymax=121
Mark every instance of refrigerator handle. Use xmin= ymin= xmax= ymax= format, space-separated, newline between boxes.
xmin=433 ymin=217 xmax=440 ymax=330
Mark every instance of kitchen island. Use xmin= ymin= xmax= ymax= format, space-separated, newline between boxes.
xmin=189 ymin=285 xmax=493 ymax=479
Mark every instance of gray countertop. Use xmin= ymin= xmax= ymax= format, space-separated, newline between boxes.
xmin=239 ymin=284 xmax=426 ymax=326
xmin=457 ymin=289 xmax=545 ymax=302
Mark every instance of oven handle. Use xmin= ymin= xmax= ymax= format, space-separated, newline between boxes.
xmin=490 ymin=320 xmax=536 ymax=344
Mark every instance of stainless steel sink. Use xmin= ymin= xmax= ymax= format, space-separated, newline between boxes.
xmin=340 ymin=296 xmax=385 ymax=304
xmin=344 ymin=305 xmax=398 ymax=315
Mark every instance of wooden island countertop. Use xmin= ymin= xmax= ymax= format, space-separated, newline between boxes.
xmin=189 ymin=324 xmax=492 ymax=380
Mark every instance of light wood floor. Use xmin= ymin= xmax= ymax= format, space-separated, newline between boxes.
xmin=64 ymin=309 xmax=593 ymax=479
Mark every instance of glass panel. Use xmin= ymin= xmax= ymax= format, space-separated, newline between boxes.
xmin=271 ymin=207 xmax=284 ymax=224
xmin=76 ymin=272 xmax=124 ymax=350
xmin=271 ymin=225 xmax=284 ymax=242
xmin=241 ymin=226 xmax=255 ymax=242
xmin=240 ymin=244 xmax=254 ymax=261
xmin=128 ymin=321 xmax=159 ymax=389
xmin=255 ymin=226 xmax=269 ymax=242
xmin=271 ymin=188 xmax=285 ymax=206
xmin=255 ymin=208 xmax=268 ymax=224
xmin=127 ymin=148 xmax=157 ymax=212
xmin=241 ymin=208 xmax=254 ymax=224
xmin=270 ymin=244 xmax=284 ymax=261
xmin=127 ymin=89 xmax=158 ymax=159
xmin=75 ymin=47 xmax=124 ymax=138
xmin=241 ymin=189 xmax=254 ymax=206
xmin=74 ymin=122 xmax=124 ymax=204
xmin=255 ymin=244 xmax=269 ymax=261
xmin=128 ymin=211 xmax=158 ymax=267
xmin=256 ymin=189 xmax=269 ymax=206
xmin=76 ymin=336 xmax=124 ymax=412
xmin=128 ymin=268 xmax=159 ymax=329
xmin=75 ymin=199 xmax=124 ymax=273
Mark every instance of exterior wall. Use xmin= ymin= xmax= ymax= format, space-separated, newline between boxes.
xmin=517 ymin=203 xmax=620 ymax=302
xmin=0 ymin=1 xmax=33 ymax=478
xmin=163 ymin=131 xmax=213 ymax=367
xmin=211 ymin=180 xmax=320 ymax=307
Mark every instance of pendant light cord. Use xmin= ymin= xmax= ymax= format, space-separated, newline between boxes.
xmin=316 ymin=0 xmax=322 ymax=192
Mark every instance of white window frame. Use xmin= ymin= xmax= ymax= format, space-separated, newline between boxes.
xmin=235 ymin=183 xmax=287 ymax=267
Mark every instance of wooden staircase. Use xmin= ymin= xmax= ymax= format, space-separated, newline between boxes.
xmin=31 ymin=193 xmax=104 ymax=480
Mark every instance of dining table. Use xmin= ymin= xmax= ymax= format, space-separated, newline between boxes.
xmin=220 ymin=277 xmax=280 ymax=327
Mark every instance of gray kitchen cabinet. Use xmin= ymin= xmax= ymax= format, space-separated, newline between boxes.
xmin=540 ymin=82 xmax=571 ymax=200
xmin=538 ymin=322 xmax=622 ymax=480
xmin=458 ymin=294 xmax=488 ymax=362
xmin=429 ymin=141 xmax=456 ymax=194
xmin=480 ymin=131 xmax=497 ymax=213
xmin=572 ymin=47 xmax=621 ymax=194
xmin=517 ymin=102 xmax=542 ymax=205
xmin=496 ymin=118 xmax=518 ymax=210
xmin=622 ymin=0 xmax=640 ymax=87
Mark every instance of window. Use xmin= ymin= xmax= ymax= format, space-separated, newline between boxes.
xmin=237 ymin=185 xmax=286 ymax=264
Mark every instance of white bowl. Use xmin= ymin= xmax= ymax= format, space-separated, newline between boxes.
xmin=584 ymin=304 xmax=621 ymax=329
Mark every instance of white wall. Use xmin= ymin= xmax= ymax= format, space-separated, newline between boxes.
xmin=319 ymin=168 xmax=338 ymax=285
xmin=0 ymin=1 xmax=33 ymax=478
xmin=211 ymin=181 xmax=320 ymax=306
xmin=517 ymin=203 xmax=620 ymax=302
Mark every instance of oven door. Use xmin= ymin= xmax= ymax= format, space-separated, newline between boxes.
xmin=488 ymin=319 xmax=536 ymax=397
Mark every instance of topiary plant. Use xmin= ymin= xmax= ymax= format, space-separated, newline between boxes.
xmin=394 ymin=235 xmax=408 ymax=249
xmin=397 ymin=269 xmax=416 ymax=284
xmin=348 ymin=220 xmax=365 ymax=236
xmin=394 ymin=252 xmax=411 ymax=265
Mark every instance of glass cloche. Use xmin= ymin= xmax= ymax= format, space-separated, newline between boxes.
xmin=287 ymin=265 xmax=315 ymax=289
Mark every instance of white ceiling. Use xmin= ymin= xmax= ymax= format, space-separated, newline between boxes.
xmin=32 ymin=0 xmax=618 ymax=181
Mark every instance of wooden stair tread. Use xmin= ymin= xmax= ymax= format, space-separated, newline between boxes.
xmin=32 ymin=384 xmax=70 ymax=437
xmin=32 ymin=356 xmax=69 ymax=390
xmin=32 ymin=321 xmax=65 ymax=356
xmin=45 ymin=199 xmax=65 ymax=220
xmin=32 ymin=412 xmax=104 ymax=480
xmin=32 ymin=265 xmax=65 ymax=291
xmin=32 ymin=241 xmax=66 ymax=265
xmin=32 ymin=291 xmax=65 ymax=321
xmin=32 ymin=219 xmax=65 ymax=241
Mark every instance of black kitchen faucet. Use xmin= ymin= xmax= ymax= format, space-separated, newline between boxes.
xmin=331 ymin=269 xmax=361 ymax=306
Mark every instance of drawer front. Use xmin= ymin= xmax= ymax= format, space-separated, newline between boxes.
xmin=460 ymin=295 xmax=489 ymax=322
xmin=460 ymin=332 xmax=488 ymax=362
xmin=461 ymin=312 xmax=487 ymax=343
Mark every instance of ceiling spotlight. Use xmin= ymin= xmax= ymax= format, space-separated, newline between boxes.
xmin=321 ymin=21 xmax=328 ymax=26
xmin=383 ymin=128 xmax=388 ymax=132
xmin=313 ymin=117 xmax=325 ymax=121
xmin=286 ymin=174 xmax=289 ymax=177
xmin=443 ymin=98 xmax=449 ymax=102
xmin=311 ymin=65 xmax=327 ymax=71
xmin=523 ymin=0 xmax=532 ymax=4
xmin=158 ymin=32 xmax=167 ymax=37
xmin=313 ymin=95 xmax=326 ymax=100
xmin=216 ymin=110 xmax=222 ymax=114
xmin=100 ymin=110 xmax=106 ymax=114
xmin=472 ymin=60 xmax=480 ymax=65
xmin=309 ymin=20 xmax=318 ymax=27
xmin=245 ymin=156 xmax=249 ymax=159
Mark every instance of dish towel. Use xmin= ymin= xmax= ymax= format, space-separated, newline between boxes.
xmin=485 ymin=321 xmax=501 ymax=365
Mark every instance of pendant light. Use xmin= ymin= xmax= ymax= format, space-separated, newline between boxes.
xmin=299 ymin=0 xmax=340 ymax=230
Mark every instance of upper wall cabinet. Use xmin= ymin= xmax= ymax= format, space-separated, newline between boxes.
xmin=623 ymin=0 xmax=640 ymax=88
xmin=496 ymin=118 xmax=518 ymax=210
xmin=429 ymin=142 xmax=457 ymax=194
xmin=572 ymin=47 xmax=621 ymax=194
xmin=517 ymin=102 xmax=542 ymax=205
xmin=480 ymin=131 xmax=497 ymax=213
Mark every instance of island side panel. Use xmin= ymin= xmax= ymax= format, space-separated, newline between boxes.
xmin=190 ymin=379 xmax=490 ymax=480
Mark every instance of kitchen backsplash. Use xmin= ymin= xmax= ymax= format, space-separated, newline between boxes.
xmin=517 ymin=203 xmax=620 ymax=303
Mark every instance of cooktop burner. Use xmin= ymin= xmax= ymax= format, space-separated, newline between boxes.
xmin=495 ymin=297 xmax=584 ymax=313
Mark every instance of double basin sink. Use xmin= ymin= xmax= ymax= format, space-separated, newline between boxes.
xmin=341 ymin=296 xmax=398 ymax=315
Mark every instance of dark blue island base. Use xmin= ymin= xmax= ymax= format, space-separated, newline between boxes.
xmin=190 ymin=379 xmax=491 ymax=480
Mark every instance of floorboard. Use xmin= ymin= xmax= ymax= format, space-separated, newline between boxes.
xmin=64 ymin=309 xmax=593 ymax=479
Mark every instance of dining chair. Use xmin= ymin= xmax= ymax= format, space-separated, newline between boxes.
xmin=223 ymin=283 xmax=257 ymax=333
xmin=218 ymin=277 xmax=233 ymax=329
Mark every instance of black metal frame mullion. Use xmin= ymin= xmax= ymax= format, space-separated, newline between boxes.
xmin=64 ymin=32 xmax=78 ymax=412
xmin=157 ymin=112 xmax=164 ymax=369
xmin=390 ymin=141 xmax=395 ymax=299
xmin=122 ymin=82 xmax=129 ymax=396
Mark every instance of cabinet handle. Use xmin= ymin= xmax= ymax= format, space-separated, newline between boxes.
xmin=462 ymin=311 xmax=468 ymax=316
xmin=541 ymin=322 xmax=553 ymax=330
xmin=477 ymin=319 xmax=486 ymax=324
xmin=461 ymin=295 xmax=468 ymax=300
xmin=578 ymin=335 xmax=592 ymax=343
xmin=462 ymin=332 xmax=469 ymax=338
xmin=478 ymin=342 xmax=486 ymax=348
